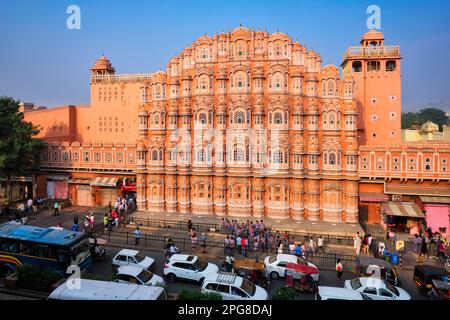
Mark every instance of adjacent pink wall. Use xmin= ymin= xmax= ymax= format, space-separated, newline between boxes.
xmin=424 ymin=204 xmax=450 ymax=236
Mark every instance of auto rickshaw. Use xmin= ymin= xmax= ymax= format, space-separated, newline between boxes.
xmin=88 ymin=237 xmax=110 ymax=261
xmin=413 ymin=265 xmax=450 ymax=291
xmin=358 ymin=256 xmax=399 ymax=286
xmin=285 ymin=262 xmax=319 ymax=293
xmin=233 ymin=259 xmax=271 ymax=289
xmin=430 ymin=280 xmax=450 ymax=300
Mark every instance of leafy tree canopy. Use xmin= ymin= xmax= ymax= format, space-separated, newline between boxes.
xmin=402 ymin=108 xmax=450 ymax=131
xmin=0 ymin=96 xmax=45 ymax=181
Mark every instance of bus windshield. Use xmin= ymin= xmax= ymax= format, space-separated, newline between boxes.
xmin=70 ymin=237 xmax=90 ymax=265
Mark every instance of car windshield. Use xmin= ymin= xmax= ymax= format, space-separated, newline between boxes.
xmin=193 ymin=259 xmax=207 ymax=271
xmin=296 ymin=258 xmax=308 ymax=266
xmin=350 ymin=278 xmax=362 ymax=290
xmin=385 ymin=282 xmax=399 ymax=296
xmin=268 ymin=256 xmax=277 ymax=264
xmin=361 ymin=293 xmax=373 ymax=300
xmin=136 ymin=269 xmax=154 ymax=283
xmin=135 ymin=254 xmax=146 ymax=263
xmin=240 ymin=279 xmax=256 ymax=296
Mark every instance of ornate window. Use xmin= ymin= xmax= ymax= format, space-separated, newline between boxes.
xmin=233 ymin=110 xmax=246 ymax=124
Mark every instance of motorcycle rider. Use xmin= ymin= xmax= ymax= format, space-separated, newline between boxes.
xmin=223 ymin=255 xmax=235 ymax=272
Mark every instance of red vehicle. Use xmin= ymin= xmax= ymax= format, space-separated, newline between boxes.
xmin=285 ymin=262 xmax=319 ymax=293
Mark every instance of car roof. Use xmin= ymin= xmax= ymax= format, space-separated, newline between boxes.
xmin=358 ymin=277 xmax=386 ymax=288
xmin=318 ymin=286 xmax=363 ymax=299
xmin=49 ymin=279 xmax=164 ymax=300
xmin=205 ymin=273 xmax=243 ymax=286
xmin=117 ymin=249 xmax=140 ymax=256
xmin=169 ymin=254 xmax=197 ymax=262
xmin=276 ymin=254 xmax=297 ymax=262
xmin=117 ymin=265 xmax=145 ymax=276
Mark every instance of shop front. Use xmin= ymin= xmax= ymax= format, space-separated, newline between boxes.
xmin=420 ymin=196 xmax=450 ymax=237
xmin=68 ymin=178 xmax=92 ymax=207
xmin=90 ymin=177 xmax=120 ymax=206
xmin=381 ymin=202 xmax=426 ymax=235
xmin=359 ymin=192 xmax=390 ymax=224
xmin=46 ymin=175 xmax=69 ymax=200
xmin=119 ymin=178 xmax=137 ymax=200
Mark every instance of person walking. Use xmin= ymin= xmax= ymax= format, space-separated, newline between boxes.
xmin=134 ymin=227 xmax=141 ymax=246
xmin=289 ymin=241 xmax=296 ymax=255
xmin=191 ymin=230 xmax=198 ymax=253
xmin=419 ymin=235 xmax=428 ymax=264
xmin=199 ymin=232 xmax=207 ymax=253
xmin=336 ymin=259 xmax=343 ymax=281
xmin=354 ymin=232 xmax=362 ymax=256
xmin=224 ymin=235 xmax=231 ymax=256
xmin=413 ymin=234 xmax=422 ymax=254
xmin=317 ymin=236 xmax=324 ymax=254
xmin=188 ymin=219 xmax=193 ymax=233
xmin=103 ymin=213 xmax=109 ymax=231
xmin=236 ymin=235 xmax=242 ymax=256
xmin=53 ymin=201 xmax=60 ymax=216
xmin=73 ymin=215 xmax=79 ymax=226
xmin=309 ymin=237 xmax=316 ymax=254
xmin=241 ymin=236 xmax=247 ymax=258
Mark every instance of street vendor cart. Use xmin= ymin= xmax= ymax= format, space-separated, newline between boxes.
xmin=285 ymin=262 xmax=319 ymax=293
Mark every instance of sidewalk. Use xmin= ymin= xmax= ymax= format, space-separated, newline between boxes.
xmin=130 ymin=211 xmax=364 ymax=237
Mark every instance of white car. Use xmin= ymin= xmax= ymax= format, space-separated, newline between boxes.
xmin=264 ymin=254 xmax=319 ymax=280
xmin=202 ymin=273 xmax=269 ymax=300
xmin=112 ymin=249 xmax=155 ymax=271
xmin=316 ymin=286 xmax=372 ymax=300
xmin=164 ymin=254 xmax=219 ymax=283
xmin=344 ymin=277 xmax=411 ymax=300
xmin=115 ymin=265 xmax=165 ymax=286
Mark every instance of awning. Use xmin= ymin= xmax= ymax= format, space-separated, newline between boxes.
xmin=381 ymin=202 xmax=425 ymax=219
xmin=46 ymin=175 xmax=69 ymax=181
xmin=120 ymin=184 xmax=136 ymax=192
xmin=90 ymin=177 xmax=119 ymax=188
xmin=68 ymin=179 xmax=91 ymax=185
xmin=420 ymin=196 xmax=450 ymax=204
xmin=386 ymin=185 xmax=450 ymax=197
xmin=359 ymin=192 xmax=389 ymax=202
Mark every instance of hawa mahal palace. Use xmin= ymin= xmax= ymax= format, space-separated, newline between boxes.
xmin=22 ymin=27 xmax=450 ymax=233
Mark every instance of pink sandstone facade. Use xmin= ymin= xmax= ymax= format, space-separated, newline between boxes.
xmin=23 ymin=27 xmax=450 ymax=230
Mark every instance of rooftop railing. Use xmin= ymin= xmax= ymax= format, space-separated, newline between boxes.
xmin=91 ymin=73 xmax=155 ymax=84
xmin=344 ymin=45 xmax=400 ymax=59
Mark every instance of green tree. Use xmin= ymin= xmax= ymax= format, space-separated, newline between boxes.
xmin=0 ymin=97 xmax=45 ymax=203
xmin=402 ymin=107 xmax=450 ymax=131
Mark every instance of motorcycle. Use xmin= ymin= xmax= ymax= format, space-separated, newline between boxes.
xmin=91 ymin=246 xmax=110 ymax=261
xmin=165 ymin=245 xmax=181 ymax=259
xmin=221 ymin=259 xmax=235 ymax=273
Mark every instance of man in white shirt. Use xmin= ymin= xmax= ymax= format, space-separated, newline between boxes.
xmin=317 ymin=236 xmax=324 ymax=253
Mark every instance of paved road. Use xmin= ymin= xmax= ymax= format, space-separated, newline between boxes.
xmin=86 ymin=245 xmax=429 ymax=300
xmin=0 ymin=293 xmax=36 ymax=300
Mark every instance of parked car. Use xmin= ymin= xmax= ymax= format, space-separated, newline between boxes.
xmin=316 ymin=286 xmax=372 ymax=300
xmin=344 ymin=277 xmax=411 ymax=300
xmin=163 ymin=254 xmax=219 ymax=283
xmin=202 ymin=272 xmax=269 ymax=300
xmin=115 ymin=265 xmax=165 ymax=286
xmin=48 ymin=279 xmax=167 ymax=300
xmin=264 ymin=254 xmax=319 ymax=280
xmin=112 ymin=249 xmax=155 ymax=271
xmin=413 ymin=265 xmax=449 ymax=291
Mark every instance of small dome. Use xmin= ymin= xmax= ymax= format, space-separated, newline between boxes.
xmin=362 ymin=29 xmax=385 ymax=41
xmin=421 ymin=121 xmax=439 ymax=133
xmin=91 ymin=55 xmax=115 ymax=73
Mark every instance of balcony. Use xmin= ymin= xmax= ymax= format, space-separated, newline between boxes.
xmin=344 ymin=46 xmax=400 ymax=60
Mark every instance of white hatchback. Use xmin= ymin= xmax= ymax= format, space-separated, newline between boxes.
xmin=116 ymin=265 xmax=165 ymax=286
xmin=112 ymin=249 xmax=155 ymax=271
xmin=264 ymin=254 xmax=319 ymax=280
xmin=202 ymin=273 xmax=269 ymax=300
xmin=344 ymin=277 xmax=411 ymax=300
xmin=316 ymin=286 xmax=372 ymax=300
xmin=164 ymin=254 xmax=219 ymax=283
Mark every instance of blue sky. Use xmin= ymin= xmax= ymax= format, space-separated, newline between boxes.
xmin=1 ymin=0 xmax=449 ymax=111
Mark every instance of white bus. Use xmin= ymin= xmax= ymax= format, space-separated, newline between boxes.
xmin=48 ymin=279 xmax=167 ymax=300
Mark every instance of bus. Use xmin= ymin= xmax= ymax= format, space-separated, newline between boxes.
xmin=48 ymin=279 xmax=167 ymax=300
xmin=0 ymin=222 xmax=92 ymax=277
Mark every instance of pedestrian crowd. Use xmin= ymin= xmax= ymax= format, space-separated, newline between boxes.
xmin=219 ymin=218 xmax=326 ymax=258
xmin=102 ymin=196 xmax=136 ymax=231
xmin=412 ymin=228 xmax=449 ymax=263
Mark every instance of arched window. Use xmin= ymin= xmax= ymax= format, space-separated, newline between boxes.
xmin=352 ymin=61 xmax=362 ymax=72
xmin=152 ymin=150 xmax=158 ymax=161
xmin=197 ymin=148 xmax=205 ymax=162
xmin=234 ymin=71 xmax=246 ymax=88
xmin=329 ymin=112 xmax=336 ymax=128
xmin=327 ymin=79 xmax=335 ymax=94
xmin=272 ymin=72 xmax=283 ymax=90
xmin=198 ymin=112 xmax=207 ymax=124
xmin=273 ymin=150 xmax=283 ymax=164
xmin=234 ymin=110 xmax=246 ymax=124
xmin=153 ymin=113 xmax=159 ymax=125
xmin=386 ymin=60 xmax=396 ymax=72
xmin=274 ymin=112 xmax=283 ymax=124
xmin=198 ymin=75 xmax=209 ymax=91
xmin=329 ymin=152 xmax=337 ymax=165
xmin=233 ymin=147 xmax=245 ymax=162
